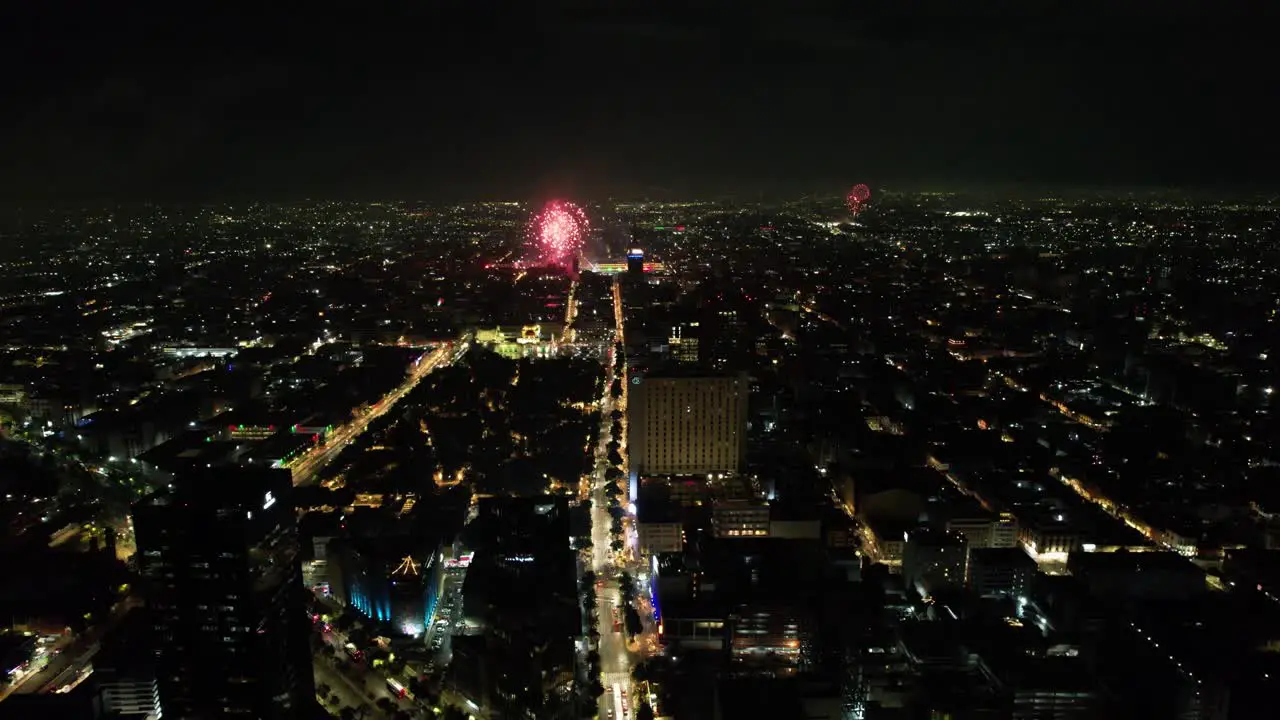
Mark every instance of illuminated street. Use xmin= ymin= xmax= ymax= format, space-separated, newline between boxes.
xmin=314 ymin=624 xmax=415 ymax=715
xmin=591 ymin=394 xmax=633 ymax=720
xmin=313 ymin=655 xmax=377 ymax=715
xmin=585 ymin=276 xmax=654 ymax=719
xmin=563 ymin=276 xmax=579 ymax=343
xmin=423 ymin=565 xmax=470 ymax=666
xmin=289 ymin=340 xmax=468 ymax=486
xmin=1 ymin=595 xmax=142 ymax=701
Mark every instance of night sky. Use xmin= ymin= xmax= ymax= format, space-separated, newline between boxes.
xmin=2 ymin=3 xmax=1276 ymax=201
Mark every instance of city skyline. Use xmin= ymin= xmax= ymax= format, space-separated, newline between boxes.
xmin=1 ymin=5 xmax=1279 ymax=719
xmin=0 ymin=193 xmax=1276 ymax=717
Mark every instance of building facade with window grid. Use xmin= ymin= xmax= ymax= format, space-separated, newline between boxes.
xmin=627 ymin=372 xmax=747 ymax=477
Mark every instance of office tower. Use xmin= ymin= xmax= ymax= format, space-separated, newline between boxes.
xmin=132 ymin=467 xmax=314 ymax=719
xmin=626 ymin=247 xmax=644 ymax=277
xmin=627 ymin=370 xmax=747 ymax=477
xmin=451 ymin=497 xmax=579 ymax=717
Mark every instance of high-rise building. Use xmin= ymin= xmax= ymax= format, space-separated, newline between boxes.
xmin=451 ymin=497 xmax=580 ymax=717
xmin=132 ymin=467 xmax=314 ymax=719
xmin=626 ymin=247 xmax=644 ymax=278
xmin=627 ymin=370 xmax=747 ymax=477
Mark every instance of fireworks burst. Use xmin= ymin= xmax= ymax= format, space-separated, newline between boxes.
xmin=846 ymin=184 xmax=872 ymax=215
xmin=528 ymin=200 xmax=589 ymax=267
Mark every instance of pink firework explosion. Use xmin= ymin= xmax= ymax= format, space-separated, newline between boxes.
xmin=846 ymin=184 xmax=872 ymax=214
xmin=529 ymin=201 xmax=589 ymax=266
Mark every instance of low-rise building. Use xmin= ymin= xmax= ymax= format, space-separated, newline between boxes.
xmin=969 ymin=547 xmax=1037 ymax=598
xmin=712 ymin=499 xmax=770 ymax=538
xmin=947 ymin=512 xmax=1018 ymax=549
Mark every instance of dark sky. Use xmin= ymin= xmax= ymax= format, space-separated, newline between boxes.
xmin=1 ymin=3 xmax=1276 ymax=201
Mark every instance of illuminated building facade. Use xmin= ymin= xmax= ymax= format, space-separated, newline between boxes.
xmin=668 ymin=321 xmax=700 ymax=364
xmin=328 ymin=539 xmax=443 ymax=638
xmin=92 ymin=608 xmax=163 ymax=719
xmin=657 ymin=616 xmax=726 ymax=651
xmin=627 ymin=371 xmax=747 ymax=477
xmin=947 ymin=512 xmax=1019 ymax=549
xmin=1018 ymin=515 xmax=1080 ymax=563
xmin=727 ymin=607 xmax=811 ymax=675
xmin=132 ymin=467 xmax=314 ymax=719
xmin=626 ymin=247 xmax=645 ymax=278
xmin=712 ymin=500 xmax=770 ymax=538
xmin=160 ymin=346 xmax=238 ymax=359
xmin=98 ymin=672 xmax=164 ymax=719
xmin=95 ymin=620 xmax=164 ymax=720
xmin=223 ymin=423 xmax=279 ymax=441
xmin=474 ymin=324 xmax=562 ymax=359
xmin=586 ymin=261 xmax=665 ymax=275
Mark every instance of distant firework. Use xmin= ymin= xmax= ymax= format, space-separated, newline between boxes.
xmin=846 ymin=184 xmax=872 ymax=215
xmin=529 ymin=200 xmax=589 ymax=268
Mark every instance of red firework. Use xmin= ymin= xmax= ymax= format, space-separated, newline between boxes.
xmin=529 ymin=200 xmax=589 ymax=267
xmin=846 ymin=184 xmax=872 ymax=214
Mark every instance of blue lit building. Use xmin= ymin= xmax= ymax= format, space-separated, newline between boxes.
xmin=328 ymin=537 xmax=443 ymax=638
xmin=626 ymin=247 xmax=645 ymax=278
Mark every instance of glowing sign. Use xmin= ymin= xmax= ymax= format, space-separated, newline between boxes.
xmin=631 ymin=376 xmax=641 ymax=385
xmin=444 ymin=552 xmax=474 ymax=569
xmin=627 ymin=248 xmax=644 ymax=259
xmin=263 ymin=492 xmax=276 ymax=510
